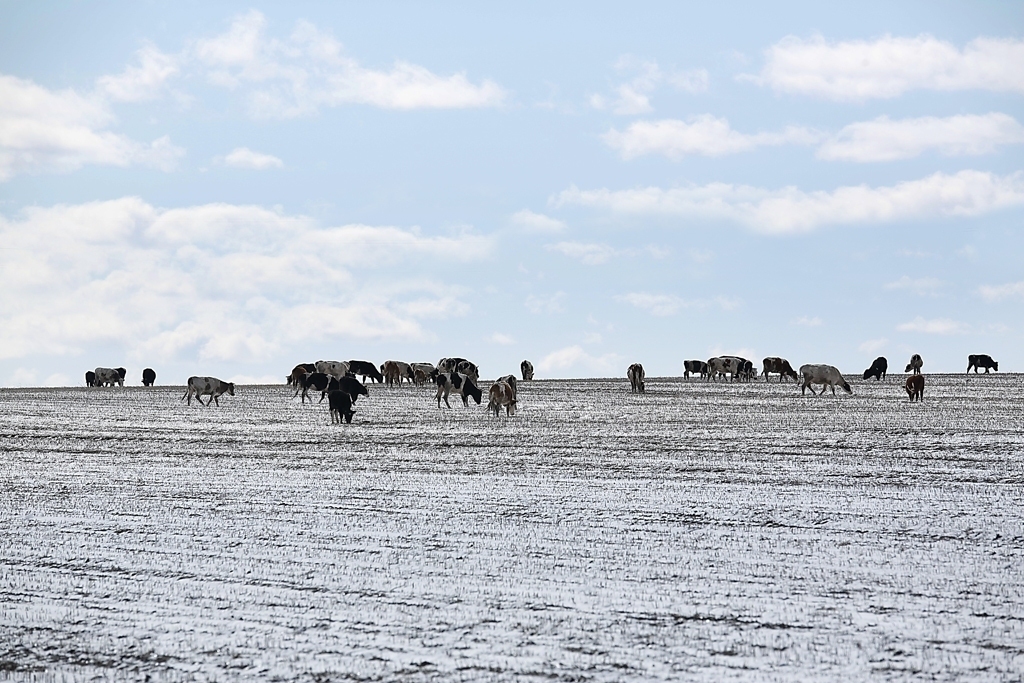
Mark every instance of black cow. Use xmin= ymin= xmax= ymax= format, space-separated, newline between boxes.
xmin=863 ymin=356 xmax=888 ymax=381
xmin=683 ymin=360 xmax=709 ymax=380
xmin=348 ymin=360 xmax=384 ymax=384
xmin=287 ymin=363 xmax=316 ymax=386
xmin=85 ymin=371 xmax=96 ymax=387
xmin=301 ymin=372 xmax=368 ymax=404
xmin=328 ymin=390 xmax=355 ymax=423
xmin=115 ymin=367 xmax=127 ymax=381
xmin=142 ymin=368 xmax=156 ymax=386
xmin=905 ymin=354 xmax=923 ymax=374
xmin=967 ymin=354 xmax=998 ymax=374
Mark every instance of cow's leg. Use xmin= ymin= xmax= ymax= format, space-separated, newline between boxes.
xmin=319 ymin=391 xmax=327 ymax=403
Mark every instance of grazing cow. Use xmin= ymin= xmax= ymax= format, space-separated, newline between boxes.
xmin=738 ymin=358 xmax=755 ymax=382
xmin=863 ymin=357 xmax=888 ymax=381
xmin=707 ymin=357 xmax=746 ymax=382
xmin=411 ymin=363 xmax=436 ymax=385
xmin=85 ymin=371 xmax=96 ymax=387
xmin=437 ymin=357 xmax=467 ymax=373
xmin=521 ymin=360 xmax=534 ymax=381
xmin=683 ymin=360 xmax=709 ymax=380
xmin=300 ymin=373 xmax=367 ymax=404
xmin=142 ymin=368 xmax=156 ymax=386
xmin=905 ymin=374 xmax=924 ymax=401
xmin=762 ymin=357 xmax=798 ymax=382
xmin=487 ymin=380 xmax=517 ymax=417
xmin=434 ymin=372 xmax=482 ymax=408
xmin=393 ymin=361 xmax=414 ymax=383
xmin=967 ymin=354 xmax=998 ymax=374
xmin=382 ymin=360 xmax=402 ymax=386
xmin=94 ymin=367 xmax=123 ymax=387
xmin=328 ymin=390 xmax=355 ymax=423
xmin=315 ymin=360 xmax=349 ymax=380
xmin=905 ymin=354 xmax=923 ymax=374
xmin=287 ymin=363 xmax=316 ymax=386
xmin=182 ymin=376 xmax=235 ymax=406
xmin=497 ymin=374 xmax=518 ymax=400
xmin=455 ymin=360 xmax=479 ymax=382
xmin=627 ymin=363 xmax=645 ymax=393
xmin=799 ymin=364 xmax=852 ymax=396
xmin=348 ymin=360 xmax=384 ymax=384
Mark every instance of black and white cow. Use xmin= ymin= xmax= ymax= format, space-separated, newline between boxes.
xmin=182 ymin=376 xmax=235 ymax=406
xmin=94 ymin=367 xmax=123 ymax=387
xmin=434 ymin=372 xmax=482 ymax=408
xmin=85 ymin=371 xmax=96 ymax=387
xmin=438 ymin=357 xmax=479 ymax=381
xmin=521 ymin=360 xmax=534 ymax=381
xmin=905 ymin=354 xmax=923 ymax=375
xmin=707 ymin=357 xmax=746 ymax=382
xmin=627 ymin=363 xmax=645 ymax=393
xmin=683 ymin=360 xmax=709 ymax=380
xmin=487 ymin=379 xmax=517 ymax=417
xmin=348 ymin=360 xmax=384 ymax=384
xmin=967 ymin=354 xmax=998 ymax=374
xmin=328 ymin=390 xmax=355 ymax=423
xmin=142 ymin=368 xmax=156 ymax=386
xmin=762 ymin=357 xmax=798 ymax=382
xmin=862 ymin=356 xmax=888 ymax=381
xmin=799 ymin=364 xmax=852 ymax=396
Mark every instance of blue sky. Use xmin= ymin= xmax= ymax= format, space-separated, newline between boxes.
xmin=1 ymin=1 xmax=1022 ymax=385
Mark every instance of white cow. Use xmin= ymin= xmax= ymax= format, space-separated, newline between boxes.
xmin=93 ymin=367 xmax=123 ymax=387
xmin=487 ymin=379 xmax=517 ymax=416
xmin=315 ymin=360 xmax=349 ymax=380
xmin=182 ymin=376 xmax=236 ymax=406
xmin=799 ymin=364 xmax=852 ymax=396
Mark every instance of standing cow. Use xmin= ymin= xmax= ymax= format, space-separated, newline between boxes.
xmin=85 ymin=371 xmax=96 ymax=387
xmin=863 ymin=357 xmax=888 ymax=381
xmin=521 ymin=360 xmax=534 ymax=381
xmin=434 ymin=372 xmax=483 ymax=408
xmin=487 ymin=379 xmax=517 ymax=417
xmin=142 ymin=368 xmax=156 ymax=386
xmin=627 ymin=363 xmax=645 ymax=393
xmin=182 ymin=376 xmax=235 ymax=406
xmin=967 ymin=354 xmax=998 ymax=374
xmin=93 ymin=367 xmax=123 ymax=387
xmin=905 ymin=354 xmax=923 ymax=374
xmin=348 ymin=360 xmax=384 ymax=384
xmin=905 ymin=375 xmax=924 ymax=401
xmin=328 ymin=390 xmax=355 ymax=423
xmin=799 ymin=364 xmax=852 ymax=396
xmin=762 ymin=357 xmax=798 ymax=382
xmin=683 ymin=360 xmax=709 ymax=380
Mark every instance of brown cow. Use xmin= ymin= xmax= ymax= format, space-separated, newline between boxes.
xmin=905 ymin=374 xmax=924 ymax=401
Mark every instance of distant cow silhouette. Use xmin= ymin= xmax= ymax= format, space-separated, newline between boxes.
xmin=863 ymin=357 xmax=887 ymax=381
xmin=905 ymin=375 xmax=924 ymax=401
xmin=967 ymin=354 xmax=998 ymax=374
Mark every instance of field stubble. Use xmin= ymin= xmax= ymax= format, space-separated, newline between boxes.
xmin=1 ymin=374 xmax=1022 ymax=681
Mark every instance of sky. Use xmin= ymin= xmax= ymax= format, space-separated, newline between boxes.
xmin=1 ymin=1 xmax=1022 ymax=385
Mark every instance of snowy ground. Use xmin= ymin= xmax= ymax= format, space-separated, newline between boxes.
xmin=1 ymin=374 xmax=1022 ymax=681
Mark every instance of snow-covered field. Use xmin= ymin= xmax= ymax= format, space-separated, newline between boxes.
xmin=2 ymin=374 xmax=1022 ymax=681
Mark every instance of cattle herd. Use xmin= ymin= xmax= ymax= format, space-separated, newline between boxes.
xmin=79 ymin=353 xmax=1001 ymax=422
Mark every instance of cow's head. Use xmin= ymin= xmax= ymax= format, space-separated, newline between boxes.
xmin=841 ymin=381 xmax=852 ymax=394
xmin=992 ymin=361 xmax=999 ymax=371
xmin=466 ymin=380 xmax=482 ymax=404
xmin=344 ymin=409 xmax=354 ymax=424
xmin=226 ymin=383 xmax=235 ymax=396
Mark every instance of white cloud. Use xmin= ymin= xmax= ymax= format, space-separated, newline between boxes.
xmin=510 ymin=209 xmax=566 ymax=233
xmin=859 ymin=338 xmax=888 ymax=354
xmin=96 ymin=43 xmax=180 ymax=102
xmin=756 ymin=34 xmax=1024 ymax=100
xmin=221 ymin=147 xmax=284 ymax=169
xmin=978 ymin=281 xmax=1024 ymax=301
xmin=524 ymin=292 xmax=566 ymax=314
xmin=604 ymin=115 xmax=819 ymax=159
xmin=0 ymin=74 xmax=185 ymax=181
xmin=896 ymin=317 xmax=970 ymax=335
xmin=591 ymin=58 xmax=707 ymax=116
xmin=489 ymin=332 xmax=515 ymax=345
xmin=537 ymin=345 xmax=620 ymax=376
xmin=793 ymin=316 xmax=823 ymax=327
xmin=884 ymin=276 xmax=941 ymax=296
xmin=818 ymin=113 xmax=1024 ymax=162
xmin=547 ymin=241 xmax=668 ymax=265
xmin=0 ymin=198 xmax=492 ymax=361
xmin=554 ymin=170 xmax=1024 ymax=235
xmin=616 ymin=292 xmax=739 ymax=316
xmin=194 ymin=10 xmax=505 ymax=117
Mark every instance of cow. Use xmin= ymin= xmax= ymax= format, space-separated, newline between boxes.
xmin=905 ymin=354 xmax=923 ymax=375
xmin=437 ymin=358 xmax=479 ymax=381
xmin=497 ymin=374 xmax=518 ymax=400
xmin=142 ymin=368 xmax=156 ymax=386
xmin=434 ymin=372 xmax=482 ymax=408
xmin=683 ymin=360 xmax=709 ymax=380
xmin=863 ymin=357 xmax=888 ymax=381
xmin=905 ymin=374 xmax=924 ymax=401
xmin=393 ymin=361 xmax=414 ymax=383
xmin=411 ymin=363 xmax=436 ymax=385
xmin=85 ymin=371 xmax=96 ymax=387
xmin=315 ymin=360 xmax=349 ymax=380
xmin=707 ymin=357 xmax=746 ymax=382
xmin=627 ymin=363 xmax=645 ymax=393
xmin=328 ymin=390 xmax=355 ymax=423
xmin=487 ymin=380 xmax=517 ymax=417
xmin=287 ymin=363 xmax=316 ymax=386
xmin=521 ymin=360 xmax=534 ymax=381
xmin=182 ymin=376 xmax=235 ymax=406
xmin=762 ymin=357 xmax=798 ymax=382
xmin=967 ymin=354 xmax=998 ymax=374
xmin=300 ymin=373 xmax=367 ymax=404
xmin=737 ymin=358 xmax=755 ymax=382
xmin=348 ymin=360 xmax=384 ymax=384
xmin=799 ymin=364 xmax=852 ymax=396
xmin=382 ymin=360 xmax=403 ymax=386
xmin=94 ymin=367 xmax=123 ymax=387
xmin=437 ymin=357 xmax=467 ymax=373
